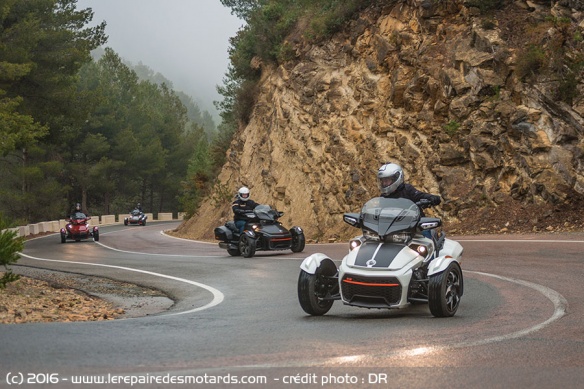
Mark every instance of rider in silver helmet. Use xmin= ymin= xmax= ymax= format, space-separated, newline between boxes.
xmin=232 ymin=186 xmax=259 ymax=233
xmin=377 ymin=162 xmax=441 ymax=211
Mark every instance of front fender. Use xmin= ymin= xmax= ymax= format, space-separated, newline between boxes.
xmin=290 ymin=226 xmax=303 ymax=236
xmin=243 ymin=229 xmax=256 ymax=239
xmin=428 ymin=239 xmax=463 ymax=276
xmin=428 ymin=255 xmax=461 ymax=276
xmin=300 ymin=253 xmax=336 ymax=274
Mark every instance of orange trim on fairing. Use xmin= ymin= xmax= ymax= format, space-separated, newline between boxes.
xmin=270 ymin=237 xmax=292 ymax=242
xmin=342 ymin=279 xmax=399 ymax=287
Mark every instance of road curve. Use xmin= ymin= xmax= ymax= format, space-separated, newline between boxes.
xmin=1 ymin=222 xmax=583 ymax=388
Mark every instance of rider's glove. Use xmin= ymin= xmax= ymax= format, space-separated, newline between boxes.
xmin=430 ymin=195 xmax=441 ymax=205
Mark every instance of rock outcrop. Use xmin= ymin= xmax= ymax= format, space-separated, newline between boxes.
xmin=177 ymin=0 xmax=584 ymax=241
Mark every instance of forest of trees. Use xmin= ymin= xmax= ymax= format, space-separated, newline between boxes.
xmin=0 ymin=0 xmax=229 ymax=226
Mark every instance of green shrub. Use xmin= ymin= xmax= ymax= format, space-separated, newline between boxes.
xmin=0 ymin=213 xmax=24 ymax=289
xmin=557 ymin=72 xmax=578 ymax=105
xmin=443 ymin=120 xmax=460 ymax=136
xmin=516 ymin=45 xmax=546 ymax=81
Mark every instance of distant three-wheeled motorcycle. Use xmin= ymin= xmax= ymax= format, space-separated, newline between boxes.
xmin=60 ymin=212 xmax=99 ymax=243
xmin=214 ymin=204 xmax=305 ymax=258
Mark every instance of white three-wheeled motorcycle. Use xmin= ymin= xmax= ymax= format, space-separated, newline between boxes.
xmin=298 ymin=197 xmax=464 ymax=317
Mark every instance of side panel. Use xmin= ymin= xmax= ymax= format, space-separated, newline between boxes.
xmin=213 ymin=226 xmax=233 ymax=241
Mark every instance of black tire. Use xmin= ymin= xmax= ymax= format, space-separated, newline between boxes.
xmin=227 ymin=247 xmax=240 ymax=256
xmin=60 ymin=232 xmax=66 ymax=244
xmin=297 ymin=258 xmax=337 ymax=316
xmin=93 ymin=229 xmax=100 ymax=242
xmin=239 ymin=234 xmax=256 ymax=258
xmin=142 ymin=220 xmax=146 ymax=226
xmin=428 ymin=262 xmax=463 ymax=317
xmin=291 ymin=231 xmax=306 ymax=253
xmin=124 ymin=219 xmax=128 ymax=226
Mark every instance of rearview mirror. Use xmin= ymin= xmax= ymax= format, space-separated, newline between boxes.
xmin=343 ymin=213 xmax=361 ymax=228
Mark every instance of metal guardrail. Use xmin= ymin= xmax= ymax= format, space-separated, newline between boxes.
xmin=7 ymin=212 xmax=186 ymax=237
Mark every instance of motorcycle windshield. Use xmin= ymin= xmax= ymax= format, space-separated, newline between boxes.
xmin=360 ymin=197 xmax=420 ymax=236
xmin=71 ymin=212 xmax=87 ymax=220
xmin=254 ymin=205 xmax=277 ymax=221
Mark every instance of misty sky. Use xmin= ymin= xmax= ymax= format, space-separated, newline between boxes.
xmin=76 ymin=0 xmax=244 ymax=118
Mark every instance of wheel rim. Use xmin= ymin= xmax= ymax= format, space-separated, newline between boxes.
xmin=444 ymin=268 xmax=461 ymax=313
xmin=239 ymin=236 xmax=250 ymax=256
xmin=313 ymin=271 xmax=332 ymax=307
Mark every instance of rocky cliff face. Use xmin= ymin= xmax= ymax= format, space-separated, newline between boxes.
xmin=177 ymin=0 xmax=584 ymax=241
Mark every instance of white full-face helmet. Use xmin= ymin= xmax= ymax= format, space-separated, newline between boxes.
xmin=237 ymin=186 xmax=250 ymax=202
xmin=377 ymin=163 xmax=404 ymax=196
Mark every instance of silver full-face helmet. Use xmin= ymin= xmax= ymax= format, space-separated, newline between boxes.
xmin=377 ymin=163 xmax=404 ymax=196
xmin=237 ymin=186 xmax=250 ymax=202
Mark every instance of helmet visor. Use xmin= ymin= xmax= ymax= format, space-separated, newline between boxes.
xmin=240 ymin=192 xmax=249 ymax=199
xmin=379 ymin=173 xmax=400 ymax=189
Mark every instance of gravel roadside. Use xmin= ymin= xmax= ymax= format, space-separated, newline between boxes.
xmin=0 ymin=266 xmax=174 ymax=324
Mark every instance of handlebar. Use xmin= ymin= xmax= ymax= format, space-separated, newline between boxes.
xmin=415 ymin=199 xmax=433 ymax=209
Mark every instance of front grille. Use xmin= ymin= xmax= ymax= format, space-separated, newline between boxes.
xmin=341 ymin=275 xmax=402 ymax=307
xmin=267 ymin=237 xmax=291 ymax=249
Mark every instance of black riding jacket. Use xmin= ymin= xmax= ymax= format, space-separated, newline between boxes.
xmin=232 ymin=199 xmax=259 ymax=222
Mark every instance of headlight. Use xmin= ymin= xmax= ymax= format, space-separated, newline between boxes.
xmin=349 ymin=237 xmax=363 ymax=251
xmin=251 ymin=224 xmax=260 ymax=232
xmin=363 ymin=229 xmax=380 ymax=241
xmin=409 ymin=243 xmax=433 ymax=259
xmin=383 ymin=233 xmax=412 ymax=244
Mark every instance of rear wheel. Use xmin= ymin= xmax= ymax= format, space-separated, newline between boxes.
xmin=291 ymin=231 xmax=306 ymax=253
xmin=429 ymin=262 xmax=463 ymax=317
xmin=297 ymin=258 xmax=337 ymax=316
xmin=239 ymin=234 xmax=256 ymax=258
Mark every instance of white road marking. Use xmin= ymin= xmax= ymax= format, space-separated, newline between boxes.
xmin=94 ymin=241 xmax=224 ymax=258
xmin=227 ymin=270 xmax=568 ymax=369
xmin=18 ymin=253 xmax=224 ymax=318
xmin=160 ymin=230 xmax=216 ymax=244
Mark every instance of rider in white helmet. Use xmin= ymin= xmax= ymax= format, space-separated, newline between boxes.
xmin=378 ymin=163 xmax=441 ymax=237
xmin=378 ymin=163 xmax=440 ymax=205
xmin=232 ymin=186 xmax=259 ymax=233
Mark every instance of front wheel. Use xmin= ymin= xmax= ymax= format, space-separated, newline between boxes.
xmin=297 ymin=259 xmax=337 ymax=316
xmin=60 ymin=231 xmax=66 ymax=244
xmin=291 ymin=231 xmax=305 ymax=253
xmin=93 ymin=228 xmax=100 ymax=242
xmin=124 ymin=219 xmax=128 ymax=226
xmin=428 ymin=262 xmax=463 ymax=317
xmin=239 ymin=234 xmax=256 ymax=258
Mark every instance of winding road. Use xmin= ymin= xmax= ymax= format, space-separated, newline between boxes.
xmin=1 ymin=221 xmax=583 ymax=388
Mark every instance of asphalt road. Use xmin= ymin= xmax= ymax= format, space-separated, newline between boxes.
xmin=1 ymin=221 xmax=583 ymax=388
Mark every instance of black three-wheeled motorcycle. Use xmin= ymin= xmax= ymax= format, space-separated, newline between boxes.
xmin=214 ymin=205 xmax=305 ymax=258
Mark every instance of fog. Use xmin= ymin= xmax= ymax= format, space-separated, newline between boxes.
xmin=76 ymin=0 xmax=244 ymax=119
